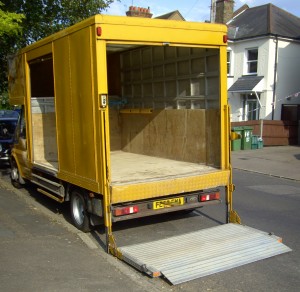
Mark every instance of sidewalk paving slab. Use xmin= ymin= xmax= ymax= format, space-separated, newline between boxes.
xmin=231 ymin=146 xmax=300 ymax=181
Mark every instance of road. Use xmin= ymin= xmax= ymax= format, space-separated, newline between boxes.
xmin=0 ymin=164 xmax=299 ymax=291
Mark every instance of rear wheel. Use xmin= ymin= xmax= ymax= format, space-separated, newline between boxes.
xmin=70 ymin=189 xmax=91 ymax=232
xmin=10 ymin=159 xmax=23 ymax=189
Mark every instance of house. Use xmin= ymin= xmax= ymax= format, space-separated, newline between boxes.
xmin=125 ymin=6 xmax=185 ymax=21
xmin=215 ymin=1 xmax=300 ymax=122
xmin=155 ymin=10 xmax=185 ymax=21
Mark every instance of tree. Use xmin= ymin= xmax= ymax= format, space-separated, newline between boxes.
xmin=0 ymin=1 xmax=24 ymax=37
xmin=0 ymin=2 xmax=24 ymax=108
xmin=0 ymin=0 xmax=117 ymax=108
xmin=2 ymin=0 xmax=116 ymax=45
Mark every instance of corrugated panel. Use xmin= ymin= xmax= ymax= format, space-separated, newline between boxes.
xmin=119 ymin=224 xmax=291 ymax=285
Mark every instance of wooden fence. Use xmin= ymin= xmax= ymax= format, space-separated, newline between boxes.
xmin=231 ymin=120 xmax=299 ymax=146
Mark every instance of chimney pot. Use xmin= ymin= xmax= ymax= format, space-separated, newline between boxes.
xmin=126 ymin=6 xmax=153 ymax=18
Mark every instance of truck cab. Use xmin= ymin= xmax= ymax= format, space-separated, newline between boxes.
xmin=0 ymin=110 xmax=19 ymax=163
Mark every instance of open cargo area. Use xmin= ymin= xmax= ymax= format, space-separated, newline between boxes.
xmin=107 ymin=44 xmax=224 ymax=202
xmin=109 ymin=44 xmax=225 ymax=204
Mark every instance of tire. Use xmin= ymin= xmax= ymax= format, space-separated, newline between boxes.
xmin=70 ymin=189 xmax=91 ymax=232
xmin=10 ymin=159 xmax=23 ymax=189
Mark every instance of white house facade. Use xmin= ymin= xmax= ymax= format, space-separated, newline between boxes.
xmin=225 ymin=4 xmax=300 ymax=122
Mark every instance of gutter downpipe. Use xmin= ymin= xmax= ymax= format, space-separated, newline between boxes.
xmin=272 ymin=35 xmax=278 ymax=120
xmin=254 ymin=91 xmax=263 ymax=138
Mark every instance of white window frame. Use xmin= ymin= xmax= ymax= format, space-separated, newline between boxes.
xmin=245 ymin=48 xmax=258 ymax=75
xmin=227 ymin=50 xmax=232 ymax=76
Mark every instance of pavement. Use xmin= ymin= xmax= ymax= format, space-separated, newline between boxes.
xmin=0 ymin=178 xmax=162 ymax=292
xmin=231 ymin=145 xmax=300 ymax=181
xmin=0 ymin=145 xmax=299 ymax=291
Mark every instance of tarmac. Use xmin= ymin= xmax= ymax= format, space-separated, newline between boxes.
xmin=0 ymin=145 xmax=299 ymax=291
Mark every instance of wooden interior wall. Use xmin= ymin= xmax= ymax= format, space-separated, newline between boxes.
xmin=32 ymin=112 xmax=58 ymax=163
xmin=109 ymin=109 xmax=221 ymax=165
xmin=205 ymin=110 xmax=221 ymax=166
xmin=109 ymin=109 xmax=122 ymax=150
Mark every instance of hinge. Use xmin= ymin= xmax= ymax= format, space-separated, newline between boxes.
xmin=228 ymin=183 xmax=235 ymax=192
xmin=108 ymin=234 xmax=123 ymax=259
xmin=229 ymin=210 xmax=241 ymax=224
xmin=106 ymin=166 xmax=110 ymax=182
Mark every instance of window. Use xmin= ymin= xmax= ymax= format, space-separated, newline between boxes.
xmin=243 ymin=93 xmax=260 ymax=120
xmin=13 ymin=106 xmax=26 ymax=143
xmin=246 ymin=48 xmax=258 ymax=74
xmin=227 ymin=51 xmax=231 ymax=75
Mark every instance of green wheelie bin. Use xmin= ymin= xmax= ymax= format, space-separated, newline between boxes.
xmin=231 ymin=127 xmax=243 ymax=151
xmin=241 ymin=126 xmax=253 ymax=150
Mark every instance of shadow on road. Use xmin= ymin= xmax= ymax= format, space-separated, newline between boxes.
xmin=0 ymin=162 xmax=73 ymax=226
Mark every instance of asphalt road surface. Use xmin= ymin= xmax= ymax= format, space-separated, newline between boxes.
xmin=0 ymin=164 xmax=299 ymax=291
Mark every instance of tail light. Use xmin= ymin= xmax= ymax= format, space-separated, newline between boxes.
xmin=199 ymin=192 xmax=220 ymax=202
xmin=113 ymin=206 xmax=139 ymax=216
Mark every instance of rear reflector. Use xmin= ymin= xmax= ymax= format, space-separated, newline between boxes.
xmin=199 ymin=192 xmax=220 ymax=202
xmin=113 ymin=206 xmax=139 ymax=216
xmin=96 ymin=26 xmax=102 ymax=36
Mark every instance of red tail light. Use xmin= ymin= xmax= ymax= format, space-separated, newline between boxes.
xmin=113 ymin=206 xmax=139 ymax=216
xmin=199 ymin=192 xmax=220 ymax=202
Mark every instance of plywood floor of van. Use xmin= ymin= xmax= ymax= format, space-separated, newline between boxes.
xmin=110 ymin=151 xmax=218 ymax=185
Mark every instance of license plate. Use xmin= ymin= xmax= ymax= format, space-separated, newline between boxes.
xmin=153 ymin=197 xmax=184 ymax=210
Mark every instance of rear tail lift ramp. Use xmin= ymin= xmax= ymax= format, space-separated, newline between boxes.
xmin=119 ymin=224 xmax=291 ymax=285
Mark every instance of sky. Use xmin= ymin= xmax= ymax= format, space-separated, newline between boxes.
xmin=104 ymin=0 xmax=300 ymax=22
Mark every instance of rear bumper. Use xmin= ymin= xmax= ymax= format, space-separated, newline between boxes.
xmin=112 ymin=200 xmax=220 ymax=222
xmin=111 ymin=189 xmax=221 ymax=222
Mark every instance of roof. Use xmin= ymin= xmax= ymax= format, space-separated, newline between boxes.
xmin=228 ymin=4 xmax=300 ymax=40
xmin=228 ymin=76 xmax=264 ymax=92
xmin=155 ymin=10 xmax=185 ymax=21
xmin=232 ymin=4 xmax=249 ymax=18
xmin=14 ymin=15 xmax=227 ymax=55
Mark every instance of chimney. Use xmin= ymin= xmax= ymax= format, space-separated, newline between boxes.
xmin=215 ymin=0 xmax=234 ymax=24
xmin=126 ymin=6 xmax=153 ymax=18
xmin=210 ymin=0 xmax=217 ymax=23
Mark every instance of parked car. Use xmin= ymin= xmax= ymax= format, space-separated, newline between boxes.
xmin=0 ymin=110 xmax=19 ymax=163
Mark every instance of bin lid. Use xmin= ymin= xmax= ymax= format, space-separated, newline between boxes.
xmin=232 ymin=127 xmax=243 ymax=131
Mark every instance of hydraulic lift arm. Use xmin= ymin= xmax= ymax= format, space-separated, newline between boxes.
xmin=226 ymin=105 xmax=241 ymax=224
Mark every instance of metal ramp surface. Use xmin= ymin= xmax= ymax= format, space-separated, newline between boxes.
xmin=119 ymin=223 xmax=291 ymax=285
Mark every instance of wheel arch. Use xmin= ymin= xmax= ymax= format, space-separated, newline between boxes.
xmin=10 ymin=153 xmax=25 ymax=179
xmin=69 ymin=187 xmax=91 ymax=232
xmin=10 ymin=154 xmax=26 ymax=185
